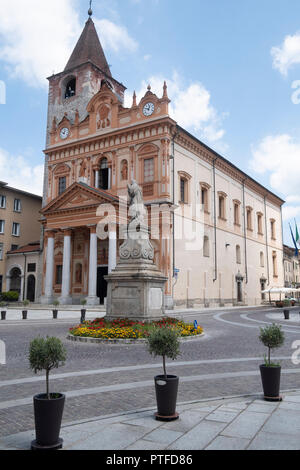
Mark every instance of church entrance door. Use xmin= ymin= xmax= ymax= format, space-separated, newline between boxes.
xmin=97 ymin=267 xmax=108 ymax=305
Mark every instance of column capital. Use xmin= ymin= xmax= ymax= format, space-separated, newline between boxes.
xmin=87 ymin=225 xmax=97 ymax=234
xmin=45 ymin=230 xmax=56 ymax=240
xmin=61 ymin=228 xmax=73 ymax=237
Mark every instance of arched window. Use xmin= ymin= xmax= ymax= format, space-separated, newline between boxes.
xmin=64 ymin=78 xmax=76 ymax=99
xmin=236 ymin=245 xmax=241 ymax=264
xmin=99 ymin=158 xmax=109 ymax=190
xmin=203 ymin=236 xmax=210 ymax=257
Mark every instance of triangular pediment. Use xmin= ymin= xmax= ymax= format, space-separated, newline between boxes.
xmin=41 ymin=182 xmax=119 ymax=215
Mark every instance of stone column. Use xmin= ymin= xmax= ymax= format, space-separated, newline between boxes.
xmin=59 ymin=229 xmax=73 ymax=305
xmin=41 ymin=231 xmax=55 ymax=304
xmin=95 ymin=170 xmax=100 ymax=189
xmin=108 ymin=229 xmax=117 ymax=274
xmin=86 ymin=226 xmax=100 ymax=305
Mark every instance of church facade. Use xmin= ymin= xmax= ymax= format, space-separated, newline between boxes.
xmin=39 ymin=13 xmax=284 ymax=307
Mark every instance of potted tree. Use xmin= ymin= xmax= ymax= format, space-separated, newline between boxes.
xmin=283 ymin=299 xmax=290 ymax=320
xmin=80 ymin=299 xmax=87 ymax=324
xmin=29 ymin=336 xmax=67 ymax=450
xmin=0 ymin=302 xmax=6 ymax=320
xmin=22 ymin=300 xmax=30 ymax=320
xmin=259 ymin=324 xmax=285 ymax=401
xmin=147 ymin=327 xmax=181 ymax=421
xmin=52 ymin=300 xmax=60 ymax=320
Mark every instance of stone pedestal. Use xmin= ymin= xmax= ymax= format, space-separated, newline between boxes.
xmin=106 ymin=225 xmax=167 ymax=322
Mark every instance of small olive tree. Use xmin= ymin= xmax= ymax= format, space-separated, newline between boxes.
xmin=147 ymin=327 xmax=181 ymax=378
xmin=29 ymin=337 xmax=67 ymax=399
xmin=259 ymin=324 xmax=285 ymax=367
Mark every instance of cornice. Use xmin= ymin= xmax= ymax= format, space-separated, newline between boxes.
xmin=175 ymin=128 xmax=285 ymax=208
xmin=45 ymin=115 xmax=176 ymax=156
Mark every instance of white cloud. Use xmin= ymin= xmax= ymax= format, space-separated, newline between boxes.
xmin=94 ymin=19 xmax=138 ymax=54
xmin=0 ymin=148 xmax=43 ymax=196
xmin=0 ymin=0 xmax=81 ymax=88
xmin=125 ymin=71 xmax=226 ymax=147
xmin=271 ymin=32 xmax=300 ymax=76
xmin=250 ymin=134 xmax=300 ymax=221
xmin=0 ymin=0 xmax=138 ymax=88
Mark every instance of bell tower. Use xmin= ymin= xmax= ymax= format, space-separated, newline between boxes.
xmin=45 ymin=7 xmax=126 ymax=148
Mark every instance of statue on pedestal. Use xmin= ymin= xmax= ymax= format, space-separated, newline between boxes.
xmin=119 ymin=180 xmax=154 ymax=261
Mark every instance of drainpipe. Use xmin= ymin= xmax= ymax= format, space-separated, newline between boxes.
xmin=171 ymin=125 xmax=179 ymax=280
xmin=242 ymin=179 xmax=248 ymax=284
xmin=264 ymin=196 xmax=270 ymax=286
xmin=212 ymin=158 xmax=218 ymax=282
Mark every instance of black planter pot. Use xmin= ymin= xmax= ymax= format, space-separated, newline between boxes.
xmin=31 ymin=393 xmax=65 ymax=450
xmin=81 ymin=309 xmax=86 ymax=323
xmin=154 ymin=375 xmax=179 ymax=421
xmin=22 ymin=310 xmax=27 ymax=320
xmin=283 ymin=309 xmax=290 ymax=320
xmin=1 ymin=311 xmax=6 ymax=320
xmin=260 ymin=364 xmax=282 ymax=401
xmin=53 ymin=310 xmax=58 ymax=320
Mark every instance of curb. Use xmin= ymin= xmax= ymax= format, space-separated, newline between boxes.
xmin=66 ymin=332 xmax=205 ymax=344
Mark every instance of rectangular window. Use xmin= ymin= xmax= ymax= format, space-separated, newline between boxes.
xmin=11 ymin=244 xmax=18 ymax=251
xmin=0 ymin=195 xmax=6 ymax=209
xmin=273 ymin=251 xmax=278 ymax=277
xmin=180 ymin=178 xmax=186 ymax=203
xmin=12 ymin=223 xmax=20 ymax=237
xmin=28 ymin=263 xmax=36 ymax=273
xmin=234 ymin=203 xmax=240 ymax=225
xmin=201 ymin=187 xmax=209 ymax=212
xmin=144 ymin=158 xmax=154 ymax=183
xmin=0 ymin=243 xmax=3 ymax=260
xmin=257 ymin=214 xmax=263 ymax=234
xmin=271 ymin=220 xmax=276 ymax=239
xmin=247 ymin=209 xmax=253 ymax=230
xmin=0 ymin=220 xmax=4 ymax=234
xmin=56 ymin=265 xmax=63 ymax=285
xmin=219 ymin=196 xmax=225 ymax=219
xmin=59 ymin=177 xmax=66 ymax=195
xmin=14 ymin=199 xmax=21 ymax=212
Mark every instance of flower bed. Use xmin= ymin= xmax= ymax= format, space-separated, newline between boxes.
xmin=69 ymin=317 xmax=204 ymax=340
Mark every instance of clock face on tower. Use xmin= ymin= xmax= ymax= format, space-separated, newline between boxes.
xmin=60 ymin=127 xmax=69 ymax=140
xmin=143 ymin=102 xmax=155 ymax=117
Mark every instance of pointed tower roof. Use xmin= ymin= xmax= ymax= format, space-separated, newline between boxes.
xmin=64 ymin=17 xmax=112 ymax=77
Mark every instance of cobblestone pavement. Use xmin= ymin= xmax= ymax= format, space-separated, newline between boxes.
xmin=1 ymin=306 xmax=300 ymax=439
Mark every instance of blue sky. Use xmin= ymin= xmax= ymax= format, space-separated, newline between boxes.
xmin=1 ymin=0 xmax=300 ymax=245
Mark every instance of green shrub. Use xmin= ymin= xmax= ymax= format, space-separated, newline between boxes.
xmin=147 ymin=327 xmax=181 ymax=378
xmin=0 ymin=291 xmax=19 ymax=302
xmin=23 ymin=300 xmax=30 ymax=308
xmin=29 ymin=337 xmax=67 ymax=399
xmin=259 ymin=324 xmax=285 ymax=367
xmin=53 ymin=300 xmax=60 ymax=307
